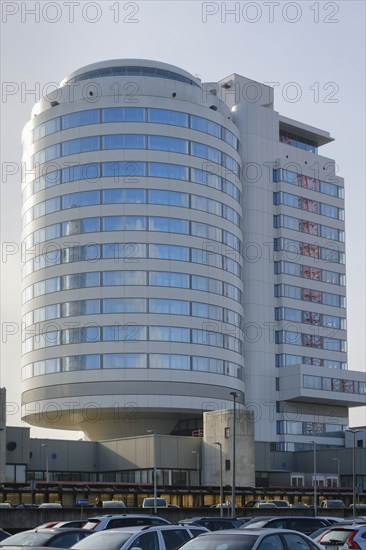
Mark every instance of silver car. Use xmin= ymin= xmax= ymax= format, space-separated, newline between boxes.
xmin=71 ymin=524 xmax=209 ymax=550
xmin=171 ymin=528 xmax=323 ymax=549
xmin=316 ymin=522 xmax=366 ymax=549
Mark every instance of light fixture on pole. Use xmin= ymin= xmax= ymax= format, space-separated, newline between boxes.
xmin=147 ymin=430 xmax=157 ymax=514
xmin=332 ymin=457 xmax=340 ymax=487
xmin=41 ymin=443 xmax=49 ymax=483
xmin=192 ymin=451 xmax=200 ymax=486
xmin=347 ymin=429 xmax=361 ymax=518
xmin=229 ymin=391 xmax=238 ymax=519
xmin=214 ymin=442 xmax=223 ymax=517
xmin=309 ymin=440 xmax=317 ymax=515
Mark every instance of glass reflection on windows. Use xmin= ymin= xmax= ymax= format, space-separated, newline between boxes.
xmin=63 ymin=355 xmax=100 ymax=371
xmin=103 ymin=353 xmax=146 ymax=368
xmin=103 ymin=298 xmax=147 ymax=313
xmin=102 ymin=188 xmax=146 ymax=204
xmin=102 ymin=271 xmax=146 ymax=286
xmin=150 ymin=326 xmax=190 ymax=342
xmin=102 ymin=161 xmax=146 ymax=179
xmin=148 ymin=189 xmax=189 ymax=207
xmin=62 ymin=136 xmax=100 ymax=157
xmin=149 ymin=299 xmax=189 ymax=315
xmin=102 ymin=134 xmax=145 ymax=150
xmin=149 ymin=244 xmax=189 ymax=261
xmin=62 ymin=110 xmax=100 ymax=129
xmin=149 ymin=272 xmax=189 ymax=288
xmin=148 ymin=135 xmax=189 ymax=154
xmin=147 ymin=108 xmax=188 ymax=127
xmin=103 ymin=216 xmax=146 ymax=231
xmin=148 ymin=162 xmax=189 ymax=181
xmin=103 ymin=325 xmax=147 ymax=342
xmin=150 ymin=354 xmax=190 ymax=369
xmin=149 ymin=217 xmax=189 ymax=234
xmin=62 ymin=191 xmax=100 ymax=209
xmin=102 ymin=107 xmax=145 ymax=123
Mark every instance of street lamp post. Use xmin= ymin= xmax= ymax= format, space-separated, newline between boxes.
xmin=41 ymin=444 xmax=49 ymax=483
xmin=214 ymin=442 xmax=223 ymax=517
xmin=332 ymin=457 xmax=340 ymax=487
xmin=347 ymin=429 xmax=361 ymax=518
xmin=147 ymin=430 xmax=157 ymax=514
xmin=309 ymin=440 xmax=317 ymax=515
xmin=229 ymin=391 xmax=238 ymax=519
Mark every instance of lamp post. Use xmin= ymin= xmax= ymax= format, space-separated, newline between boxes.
xmin=347 ymin=429 xmax=361 ymax=518
xmin=41 ymin=443 xmax=49 ymax=483
xmin=192 ymin=451 xmax=200 ymax=486
xmin=229 ymin=391 xmax=238 ymax=519
xmin=214 ymin=442 xmax=223 ymax=517
xmin=332 ymin=457 xmax=340 ymax=487
xmin=309 ymin=440 xmax=317 ymax=515
xmin=147 ymin=430 xmax=157 ymax=514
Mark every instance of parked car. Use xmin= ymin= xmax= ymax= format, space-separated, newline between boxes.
xmin=71 ymin=524 xmax=209 ymax=550
xmin=254 ymin=502 xmax=277 ymax=509
xmin=292 ymin=502 xmax=309 ymax=509
xmin=83 ymin=514 xmax=171 ymax=531
xmin=142 ymin=498 xmax=168 ymax=508
xmin=244 ymin=500 xmax=270 ymax=508
xmin=350 ymin=503 xmax=366 ymax=510
xmin=0 ymin=528 xmax=92 ymax=548
xmin=316 ymin=522 xmax=366 ymax=547
xmin=241 ymin=516 xmax=338 ymax=536
xmin=102 ymin=500 xmax=126 ymax=509
xmin=320 ymin=499 xmax=345 ymax=509
xmin=179 ymin=517 xmax=244 ymax=531
xmin=169 ymin=528 xmax=323 ymax=549
xmin=270 ymin=500 xmax=291 ymax=508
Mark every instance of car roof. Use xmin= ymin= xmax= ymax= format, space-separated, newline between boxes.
xmin=180 ymin=517 xmax=238 ymax=521
xmin=193 ymin=528 xmax=319 ymax=536
xmin=106 ymin=525 xmax=209 ymax=533
xmin=87 ymin=514 xmax=162 ymax=519
xmin=246 ymin=515 xmax=329 ymax=520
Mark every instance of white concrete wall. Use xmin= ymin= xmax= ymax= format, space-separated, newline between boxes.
xmin=202 ymin=409 xmax=255 ymax=487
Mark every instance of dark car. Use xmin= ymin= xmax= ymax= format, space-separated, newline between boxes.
xmin=241 ymin=516 xmax=337 ymax=536
xmin=179 ymin=517 xmax=244 ymax=531
xmin=0 ymin=528 xmax=93 ymax=548
xmin=82 ymin=514 xmax=171 ymax=531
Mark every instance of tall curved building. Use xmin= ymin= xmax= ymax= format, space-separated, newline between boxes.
xmin=21 ymin=59 xmax=365 ymax=448
xmin=21 ymin=60 xmax=245 ymax=440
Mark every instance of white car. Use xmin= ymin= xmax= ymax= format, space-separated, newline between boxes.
xmin=170 ymin=528 xmax=323 ymax=549
xmin=71 ymin=524 xmax=209 ymax=550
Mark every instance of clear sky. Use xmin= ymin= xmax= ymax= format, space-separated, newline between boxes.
xmin=1 ymin=0 xmax=365 ymax=439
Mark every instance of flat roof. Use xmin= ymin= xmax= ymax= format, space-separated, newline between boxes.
xmin=279 ymin=115 xmax=334 ymax=146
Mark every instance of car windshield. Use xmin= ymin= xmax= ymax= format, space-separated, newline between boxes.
xmin=0 ymin=531 xmax=53 ymax=546
xmin=319 ymin=529 xmax=354 ymax=543
xmin=178 ymin=534 xmax=258 ymax=550
xmin=71 ymin=531 xmax=134 ymax=549
xmin=240 ymin=519 xmax=269 ymax=529
xmin=83 ymin=520 xmax=100 ymax=529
